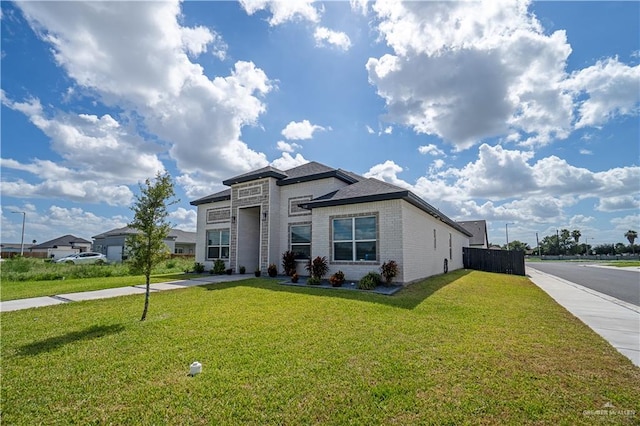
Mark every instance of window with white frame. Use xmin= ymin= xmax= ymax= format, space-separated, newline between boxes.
xmin=290 ymin=224 xmax=311 ymax=259
xmin=207 ymin=229 xmax=230 ymax=259
xmin=333 ymin=216 xmax=377 ymax=261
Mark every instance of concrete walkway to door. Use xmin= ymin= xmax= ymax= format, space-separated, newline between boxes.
xmin=0 ymin=275 xmax=250 ymax=313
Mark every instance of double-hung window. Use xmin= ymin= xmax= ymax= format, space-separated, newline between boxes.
xmin=207 ymin=229 xmax=230 ymax=259
xmin=333 ymin=216 xmax=377 ymax=261
xmin=290 ymin=224 xmax=311 ymax=259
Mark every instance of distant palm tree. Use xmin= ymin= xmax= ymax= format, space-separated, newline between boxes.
xmin=625 ymin=230 xmax=637 ymax=255
xmin=571 ymin=230 xmax=582 ymax=254
xmin=571 ymin=230 xmax=581 ymax=244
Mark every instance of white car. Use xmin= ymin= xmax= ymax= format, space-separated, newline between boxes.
xmin=56 ymin=252 xmax=108 ymax=265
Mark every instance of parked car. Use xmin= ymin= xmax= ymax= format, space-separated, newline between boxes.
xmin=56 ymin=252 xmax=108 ymax=265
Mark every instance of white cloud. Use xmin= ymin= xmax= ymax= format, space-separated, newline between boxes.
xmin=563 ymin=58 xmax=640 ymax=129
xmin=383 ymin=126 xmax=393 ymax=135
xmin=596 ymin=196 xmax=640 ymax=212
xmin=281 ymin=120 xmax=327 ymax=140
xmin=238 ymin=0 xmax=320 ymax=26
xmin=314 ymin=27 xmax=351 ymax=50
xmin=16 ymin=0 xmax=272 ymax=192
xmin=276 ymin=140 xmax=302 ymax=153
xmin=365 ymin=0 xmax=638 ymax=150
xmin=418 ymin=144 xmax=445 ymax=156
xmin=365 ymin=144 xmax=640 ymax=227
xmin=271 ymin=153 xmax=309 ymax=170
xmin=366 ymin=125 xmax=375 ymax=134
xmin=579 ymin=149 xmax=593 ymax=155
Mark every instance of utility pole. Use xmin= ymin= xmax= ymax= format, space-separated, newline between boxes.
xmin=536 ymin=232 xmax=540 ymax=257
xmin=505 ymin=223 xmax=515 ymax=251
xmin=11 ymin=211 xmax=26 ymax=256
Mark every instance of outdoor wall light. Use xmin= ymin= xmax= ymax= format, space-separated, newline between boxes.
xmin=262 ymin=211 xmax=268 ymax=221
xmin=231 ymin=216 xmax=236 ymax=224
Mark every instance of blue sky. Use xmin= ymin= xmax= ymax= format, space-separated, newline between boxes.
xmin=1 ymin=0 xmax=638 ymax=249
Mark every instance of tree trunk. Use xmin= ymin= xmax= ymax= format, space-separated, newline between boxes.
xmin=140 ymin=275 xmax=150 ymax=321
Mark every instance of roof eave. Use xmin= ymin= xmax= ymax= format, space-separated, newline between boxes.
xmin=277 ymin=170 xmax=359 ymax=186
xmin=222 ymin=170 xmax=287 ymax=186
xmin=299 ymin=191 xmax=407 ymax=209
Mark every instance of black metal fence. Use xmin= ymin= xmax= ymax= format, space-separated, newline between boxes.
xmin=463 ymin=247 xmax=525 ymax=276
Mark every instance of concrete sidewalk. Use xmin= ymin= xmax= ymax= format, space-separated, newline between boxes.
xmin=0 ymin=275 xmax=250 ymax=313
xmin=527 ymin=265 xmax=640 ymax=367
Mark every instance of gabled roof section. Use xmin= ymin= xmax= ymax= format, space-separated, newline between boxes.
xmin=92 ymin=227 xmax=195 ymax=243
xmin=190 ymin=189 xmax=231 ymax=206
xmin=31 ymin=234 xmax=91 ymax=249
xmin=222 ymin=166 xmax=287 ymax=186
xmin=277 ymin=161 xmax=360 ymax=186
xmin=457 ymin=220 xmax=489 ymax=246
xmin=300 ymin=178 xmax=473 ymax=237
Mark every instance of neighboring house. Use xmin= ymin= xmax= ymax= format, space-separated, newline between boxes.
xmin=29 ymin=235 xmax=92 ymax=260
xmin=457 ymin=220 xmax=489 ymax=249
xmin=190 ymin=161 xmax=472 ymax=284
xmin=92 ymin=227 xmax=196 ymax=262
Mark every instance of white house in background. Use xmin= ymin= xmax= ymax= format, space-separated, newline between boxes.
xmin=457 ymin=220 xmax=489 ymax=249
xmin=190 ymin=162 xmax=472 ymax=284
xmin=92 ymin=227 xmax=196 ymax=262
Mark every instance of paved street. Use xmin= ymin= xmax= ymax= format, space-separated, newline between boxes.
xmin=526 ymin=261 xmax=639 ymax=306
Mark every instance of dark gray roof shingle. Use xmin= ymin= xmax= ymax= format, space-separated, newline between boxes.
xmin=190 ymin=189 xmax=231 ymax=206
xmin=30 ymin=234 xmax=91 ymax=249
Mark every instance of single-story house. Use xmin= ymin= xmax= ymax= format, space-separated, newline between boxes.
xmin=457 ymin=220 xmax=489 ymax=249
xmin=29 ymin=235 xmax=92 ymax=260
xmin=92 ymin=227 xmax=197 ymax=262
xmin=190 ymin=161 xmax=472 ymax=284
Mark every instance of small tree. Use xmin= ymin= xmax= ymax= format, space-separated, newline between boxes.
xmin=127 ymin=171 xmax=178 ymax=321
xmin=625 ymin=230 xmax=637 ymax=255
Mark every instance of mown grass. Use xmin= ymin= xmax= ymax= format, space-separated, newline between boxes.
xmin=0 ymin=257 xmax=199 ymax=301
xmin=2 ymin=270 xmax=639 ymax=424
xmin=606 ymin=260 xmax=640 ymax=267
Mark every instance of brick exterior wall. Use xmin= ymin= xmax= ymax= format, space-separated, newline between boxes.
xmin=310 ymin=200 xmax=404 ymax=283
xmin=401 ymin=202 xmax=468 ymax=283
xmin=195 ymin=198 xmax=230 ymax=270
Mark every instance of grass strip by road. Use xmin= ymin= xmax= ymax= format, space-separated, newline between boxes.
xmin=0 ymin=273 xmax=199 ymax=301
xmin=2 ymin=270 xmax=639 ymax=424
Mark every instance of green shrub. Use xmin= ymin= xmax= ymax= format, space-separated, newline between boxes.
xmin=193 ymin=262 xmax=205 ymax=273
xmin=213 ymin=259 xmax=226 ymax=275
xmin=306 ymin=276 xmax=321 ymax=285
xmin=239 ymin=265 xmax=246 ymax=274
xmin=165 ymin=260 xmax=177 ymax=269
xmin=357 ymin=272 xmax=381 ymax=290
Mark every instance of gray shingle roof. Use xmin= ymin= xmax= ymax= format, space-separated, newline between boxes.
xmin=222 ymin=166 xmax=287 ymax=186
xmin=30 ymin=234 xmax=91 ymax=249
xmin=190 ymin=189 xmax=231 ymax=206
xmin=457 ymin=220 xmax=488 ymax=246
xmin=193 ymin=161 xmax=359 ymax=205
xmin=92 ymin=227 xmax=196 ymax=244
xmin=300 ymin=178 xmax=473 ymax=237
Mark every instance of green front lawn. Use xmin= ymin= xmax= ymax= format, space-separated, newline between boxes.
xmin=2 ymin=271 xmax=639 ymax=424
